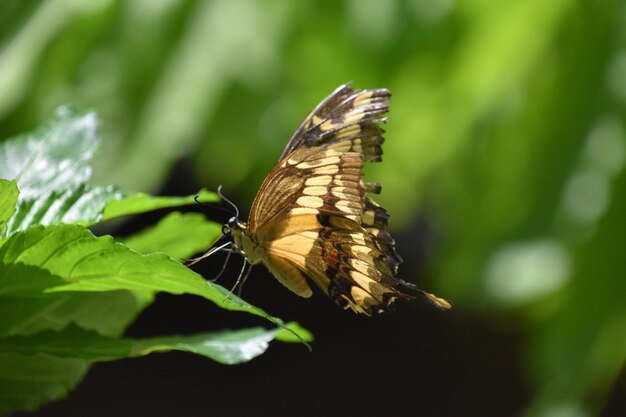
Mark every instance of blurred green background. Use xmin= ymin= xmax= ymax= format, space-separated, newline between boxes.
xmin=1 ymin=0 xmax=625 ymax=416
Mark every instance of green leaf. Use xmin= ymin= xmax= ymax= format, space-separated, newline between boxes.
xmin=0 ymin=107 xmax=99 ymax=199
xmin=121 ymin=211 xmax=221 ymax=259
xmin=0 ymin=107 xmax=125 ymax=240
xmin=0 ymin=291 xmax=153 ymax=338
xmin=102 ymin=188 xmax=219 ymax=222
xmin=0 ymin=224 xmax=284 ymax=325
xmin=275 ymin=322 xmax=314 ymax=343
xmin=0 ymin=223 xmax=311 ymax=415
xmin=3 ymin=184 xmax=122 ymax=239
xmin=0 ymin=107 xmax=217 ymax=239
xmin=0 ymin=180 xmax=18 ymax=235
xmin=0 ymin=324 xmax=291 ymax=365
xmin=0 ymin=352 xmax=89 ymax=416
xmin=0 ymin=323 xmax=308 ymax=414
xmin=1 ymin=185 xmax=219 ymax=240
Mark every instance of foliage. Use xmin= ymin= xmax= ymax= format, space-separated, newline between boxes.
xmin=0 ymin=108 xmax=311 ymax=415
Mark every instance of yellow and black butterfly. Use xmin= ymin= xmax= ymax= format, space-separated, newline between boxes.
xmin=206 ymin=84 xmax=450 ymax=315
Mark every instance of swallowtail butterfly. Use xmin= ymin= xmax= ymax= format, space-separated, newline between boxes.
xmin=216 ymin=84 xmax=450 ymax=315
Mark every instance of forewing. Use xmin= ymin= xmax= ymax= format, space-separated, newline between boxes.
xmin=248 ymin=147 xmax=365 ymax=232
xmin=279 ymin=84 xmax=390 ymax=162
xmin=251 ymin=84 xmax=391 ymax=232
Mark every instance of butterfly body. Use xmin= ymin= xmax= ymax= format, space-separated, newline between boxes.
xmin=221 ymin=84 xmax=450 ymax=315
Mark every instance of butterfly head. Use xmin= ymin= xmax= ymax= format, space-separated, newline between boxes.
xmin=221 ymin=216 xmax=238 ymax=237
xmin=222 ymin=216 xmax=247 ymax=241
xmin=213 ymin=186 xmax=258 ymax=262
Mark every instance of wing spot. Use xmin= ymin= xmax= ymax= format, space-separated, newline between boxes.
xmin=305 ymin=175 xmax=332 ymax=186
xmin=335 ymin=200 xmax=360 ymax=208
xmin=297 ymin=196 xmax=324 ymax=208
xmin=335 ymin=174 xmax=360 ymax=182
xmin=297 ymin=156 xmax=340 ymax=169
xmin=353 ymin=91 xmax=374 ymax=107
xmin=350 ymin=260 xmax=374 ymax=278
xmin=328 ymin=141 xmax=352 ymax=152
xmin=362 ymin=210 xmax=376 ymax=226
xmin=311 ymin=115 xmax=323 ymax=126
xmin=314 ymin=165 xmax=339 ymax=175
xmin=332 ymin=190 xmax=361 ymax=202
xmin=333 ymin=178 xmax=359 ymax=188
xmin=320 ymin=119 xmax=337 ymax=131
xmin=303 ymin=186 xmax=328 ymax=196
xmin=352 ymin=243 xmax=372 ymax=254
xmin=350 ymin=287 xmax=372 ymax=309
xmin=355 ymin=252 xmax=375 ymax=264
xmin=350 ymin=233 xmax=367 ymax=245
xmin=290 ymin=207 xmax=319 ymax=215
xmin=336 ymin=204 xmax=357 ymax=214
xmin=350 ymin=269 xmax=373 ymax=288
xmin=343 ymin=110 xmax=366 ymax=125
xmin=335 ymin=124 xmax=361 ymax=139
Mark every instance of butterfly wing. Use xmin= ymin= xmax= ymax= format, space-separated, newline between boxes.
xmin=278 ymin=83 xmax=390 ymax=162
xmin=250 ymin=84 xmax=391 ymax=230
xmin=252 ymin=146 xmax=431 ymax=315
xmin=246 ymin=85 xmax=450 ymax=314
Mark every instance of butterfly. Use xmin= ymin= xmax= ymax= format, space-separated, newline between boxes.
xmin=213 ymin=84 xmax=450 ymax=315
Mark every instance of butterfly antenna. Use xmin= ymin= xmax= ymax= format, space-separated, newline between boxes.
xmin=193 ymin=195 xmax=210 ymax=207
xmin=186 ymin=239 xmax=231 ymax=267
xmin=193 ymin=195 xmax=237 ymax=217
xmin=217 ymin=185 xmax=239 ymax=219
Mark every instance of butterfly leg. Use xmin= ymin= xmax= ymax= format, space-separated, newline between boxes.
xmin=225 ymin=257 xmax=253 ymax=300
xmin=236 ymin=264 xmax=254 ymax=297
xmin=208 ymin=244 xmax=234 ymax=282
xmin=186 ymin=239 xmax=231 ymax=266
